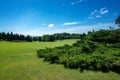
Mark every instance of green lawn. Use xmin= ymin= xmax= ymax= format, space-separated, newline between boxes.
xmin=0 ymin=40 xmax=120 ymax=80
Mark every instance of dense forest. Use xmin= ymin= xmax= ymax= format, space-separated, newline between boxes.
xmin=0 ymin=32 xmax=86 ymax=42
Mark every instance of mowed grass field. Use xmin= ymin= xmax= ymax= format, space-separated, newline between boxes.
xmin=0 ymin=40 xmax=120 ymax=80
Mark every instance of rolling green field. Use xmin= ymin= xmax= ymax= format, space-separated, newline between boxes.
xmin=0 ymin=40 xmax=120 ymax=80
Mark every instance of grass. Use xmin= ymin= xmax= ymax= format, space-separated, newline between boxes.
xmin=0 ymin=39 xmax=120 ymax=80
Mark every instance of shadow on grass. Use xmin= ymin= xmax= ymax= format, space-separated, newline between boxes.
xmin=78 ymin=68 xmax=120 ymax=74
xmin=62 ymin=63 xmax=120 ymax=74
xmin=40 ymin=56 xmax=120 ymax=74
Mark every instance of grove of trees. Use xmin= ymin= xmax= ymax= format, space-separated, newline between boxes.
xmin=0 ymin=32 xmax=86 ymax=42
xmin=0 ymin=32 xmax=32 ymax=42
xmin=39 ymin=33 xmax=86 ymax=42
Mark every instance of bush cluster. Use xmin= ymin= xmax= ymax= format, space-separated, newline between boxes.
xmin=37 ymin=39 xmax=120 ymax=73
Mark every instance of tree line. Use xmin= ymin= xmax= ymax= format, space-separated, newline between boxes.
xmin=39 ymin=33 xmax=86 ymax=42
xmin=0 ymin=32 xmax=86 ymax=42
xmin=0 ymin=32 xmax=32 ymax=42
xmin=1 ymin=29 xmax=119 ymax=42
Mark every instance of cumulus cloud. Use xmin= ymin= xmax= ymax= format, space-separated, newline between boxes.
xmin=48 ymin=24 xmax=54 ymax=28
xmin=63 ymin=21 xmax=80 ymax=26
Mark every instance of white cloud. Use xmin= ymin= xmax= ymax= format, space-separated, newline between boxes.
xmin=56 ymin=23 xmax=115 ymax=34
xmin=48 ymin=24 xmax=54 ymax=28
xmin=99 ymin=7 xmax=109 ymax=14
xmin=70 ymin=0 xmax=86 ymax=5
xmin=63 ymin=21 xmax=80 ymax=26
xmin=89 ymin=7 xmax=109 ymax=19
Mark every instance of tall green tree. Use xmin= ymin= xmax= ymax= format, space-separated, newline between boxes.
xmin=115 ymin=16 xmax=120 ymax=28
xmin=26 ymin=35 xmax=32 ymax=42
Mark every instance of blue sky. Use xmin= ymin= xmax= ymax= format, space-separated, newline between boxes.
xmin=0 ymin=0 xmax=120 ymax=36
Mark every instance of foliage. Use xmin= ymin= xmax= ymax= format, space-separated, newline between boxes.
xmin=26 ymin=35 xmax=33 ymax=42
xmin=115 ymin=16 xmax=120 ymax=27
xmin=0 ymin=32 xmax=32 ymax=42
xmin=87 ymin=29 xmax=120 ymax=43
xmin=39 ymin=32 xmax=86 ymax=42
xmin=0 ymin=32 xmax=86 ymax=42
xmin=37 ymin=29 xmax=120 ymax=73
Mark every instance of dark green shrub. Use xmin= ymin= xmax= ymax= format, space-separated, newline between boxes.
xmin=44 ymin=51 xmax=59 ymax=63
xmin=37 ymin=29 xmax=120 ymax=73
